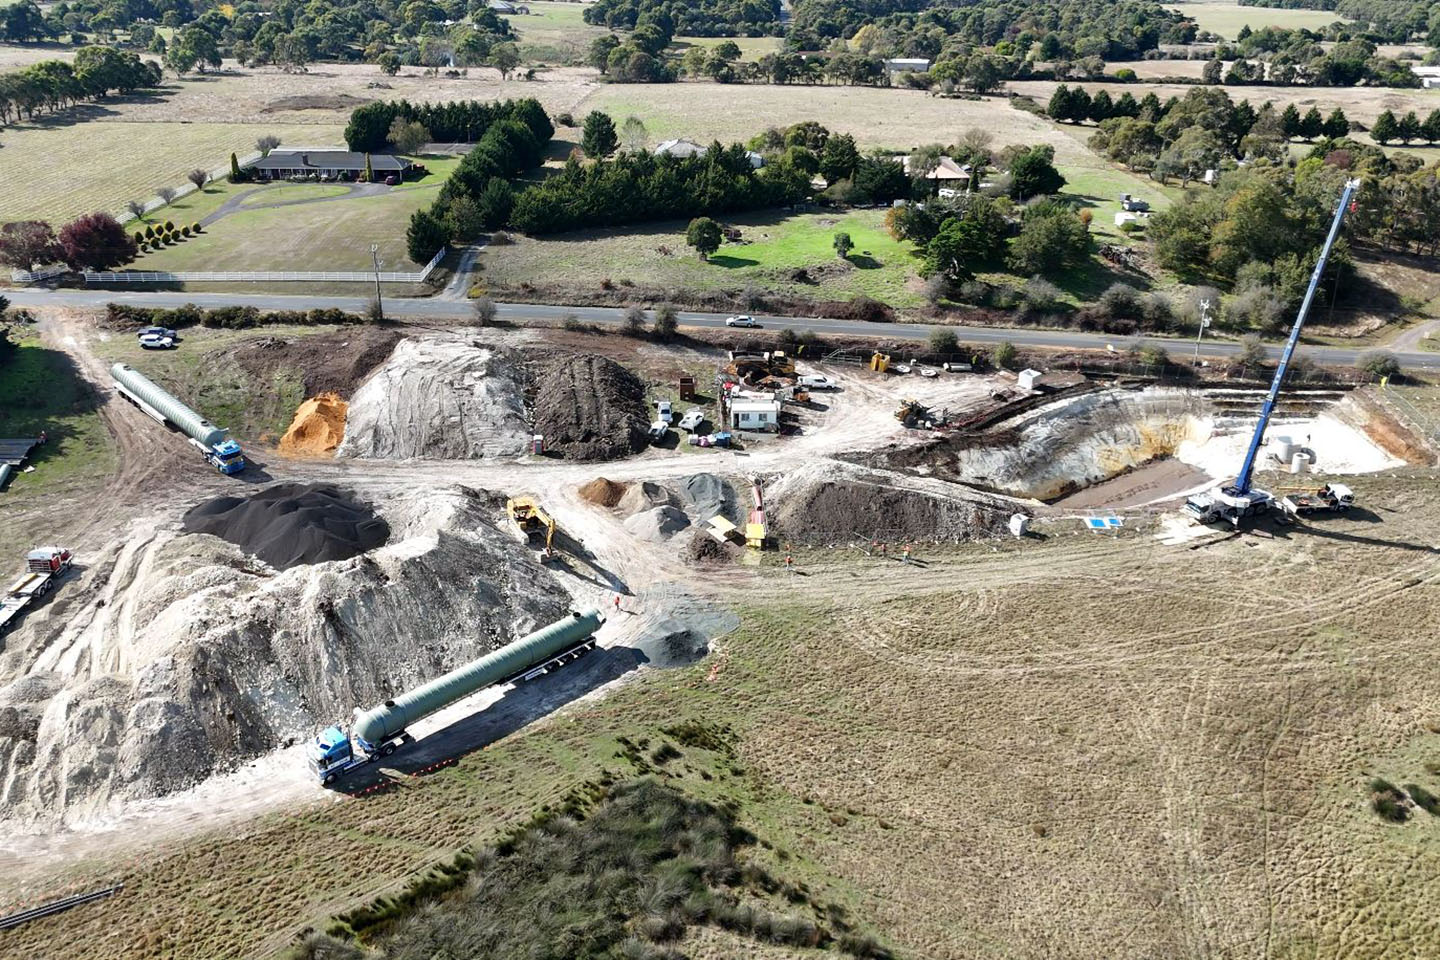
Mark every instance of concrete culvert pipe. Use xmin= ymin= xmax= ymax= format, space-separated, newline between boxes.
xmin=353 ymin=609 xmax=605 ymax=747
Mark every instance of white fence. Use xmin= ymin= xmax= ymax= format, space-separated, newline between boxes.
xmin=83 ymin=246 xmax=449 ymax=285
xmin=10 ymin=265 xmax=68 ymax=284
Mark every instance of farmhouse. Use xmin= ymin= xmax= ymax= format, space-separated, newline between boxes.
xmin=886 ymin=57 xmax=932 ymax=73
xmin=251 ymin=149 xmax=413 ymax=179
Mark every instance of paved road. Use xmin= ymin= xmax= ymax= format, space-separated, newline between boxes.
xmin=6 ymin=287 xmax=1437 ymax=369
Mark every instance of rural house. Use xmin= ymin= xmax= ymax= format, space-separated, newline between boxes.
xmin=251 ymin=149 xmax=414 ymax=180
xmin=885 ymin=58 xmax=932 ymax=73
xmin=897 ymin=155 xmax=972 ymax=195
xmin=655 ymin=139 xmax=765 ymax=168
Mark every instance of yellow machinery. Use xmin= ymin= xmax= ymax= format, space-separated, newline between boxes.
xmin=870 ymin=352 xmax=890 ymax=373
xmin=894 ymin=399 xmax=934 ymax=428
xmin=768 ymin=351 xmax=794 ymax=377
xmin=505 ymin=496 xmax=557 ymax=558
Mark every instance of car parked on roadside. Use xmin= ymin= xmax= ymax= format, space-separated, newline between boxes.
xmin=725 ymin=315 xmax=760 ymax=328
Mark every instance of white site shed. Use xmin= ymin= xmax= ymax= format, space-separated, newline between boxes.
xmin=729 ymin=399 xmax=781 ymax=432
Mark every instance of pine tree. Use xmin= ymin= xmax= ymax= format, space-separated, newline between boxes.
xmin=229 ymin=152 xmax=241 ymax=182
xmin=1280 ymin=103 xmax=1301 ymax=140
xmin=1047 ymin=84 xmax=1074 ymax=122
xmin=1422 ymin=109 xmax=1440 ymax=145
xmin=1070 ymin=88 xmax=1092 ymax=124
xmin=1371 ymin=110 xmax=1399 ymax=145
xmin=1089 ymin=89 xmax=1113 ymax=123
xmin=1322 ymin=108 xmax=1350 ymax=140
xmin=364 ymin=153 xmax=374 ymax=182
xmin=1299 ymin=106 xmax=1324 ymax=141
xmin=1398 ymin=110 xmax=1422 ymax=144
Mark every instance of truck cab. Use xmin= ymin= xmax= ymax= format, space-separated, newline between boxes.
xmin=308 ymin=725 xmax=357 ymax=784
xmin=208 ymin=439 xmax=246 ymax=475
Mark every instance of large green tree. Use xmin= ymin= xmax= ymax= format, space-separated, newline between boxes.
xmin=581 ymin=111 xmax=618 ymax=159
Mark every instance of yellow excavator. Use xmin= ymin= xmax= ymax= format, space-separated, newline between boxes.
xmin=505 ymin=496 xmax=557 ymax=560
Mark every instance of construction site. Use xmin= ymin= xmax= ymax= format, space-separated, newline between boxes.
xmin=2 ymin=187 xmax=1439 ymax=959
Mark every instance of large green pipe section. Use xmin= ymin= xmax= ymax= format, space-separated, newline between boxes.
xmin=111 ymin=362 xmax=229 ymax=448
xmin=354 ymin=609 xmax=605 ymax=747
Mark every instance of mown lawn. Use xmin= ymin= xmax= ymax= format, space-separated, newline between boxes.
xmin=481 ymin=207 xmax=925 ymax=306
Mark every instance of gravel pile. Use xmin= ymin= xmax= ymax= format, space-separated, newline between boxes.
xmin=182 ymin=483 xmax=389 ymax=570
xmin=623 ymin=505 xmax=692 ymax=542
xmin=677 ymin=473 xmax=737 ymax=524
xmin=618 ymin=480 xmax=676 ymax=515
xmin=531 ymin=354 xmax=649 ymax=461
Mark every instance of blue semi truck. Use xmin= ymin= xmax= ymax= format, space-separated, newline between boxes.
xmin=309 ymin=609 xmax=605 ymax=784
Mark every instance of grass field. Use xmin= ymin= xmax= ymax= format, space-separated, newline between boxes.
xmin=9 ymin=464 xmax=1440 ymax=958
xmin=129 ymin=184 xmax=442 ymax=271
xmin=481 ymin=208 xmax=924 ymax=306
xmin=1168 ymin=0 xmax=1348 ymax=38
xmin=503 ymin=1 xmax=609 ymax=62
xmin=0 ymin=332 xmax=114 ymax=503
xmin=0 ymin=120 xmax=344 ymax=224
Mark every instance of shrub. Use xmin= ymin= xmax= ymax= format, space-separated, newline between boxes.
xmin=1098 ymin=283 xmax=1143 ymax=319
xmin=1357 ymin=350 xmax=1401 ymax=379
xmin=191 ymin=222 xmax=201 ymax=233
xmin=652 ymin=303 xmax=679 ymax=340
xmin=1022 ymin=276 xmax=1065 ymax=313
xmin=1141 ymin=292 xmax=1173 ymax=331
xmin=622 ymin=304 xmax=646 ymax=335
xmin=180 ymin=225 xmax=192 ymax=237
xmin=1138 ymin=345 xmax=1169 ymax=369
xmin=993 ymin=341 xmax=1017 ymax=368
xmin=1406 ymin=783 xmax=1439 ymax=815
xmin=1114 ymin=68 xmax=1137 ymax=82
xmin=556 ymin=111 xmax=575 ymax=127
xmin=365 ymin=297 xmax=385 ymax=323
xmin=471 ymin=296 xmax=497 ymax=326
xmin=1371 ymin=778 xmax=1410 ymax=822
xmin=163 ymin=220 xmax=174 ymax=232
xmin=957 ymin=280 xmax=990 ymax=304
xmin=562 ymin=312 xmax=584 ymax=331
xmin=132 ymin=232 xmax=144 ymax=246
xmin=922 ymin=274 xmax=949 ymax=305
xmin=928 ymin=327 xmax=958 ymax=356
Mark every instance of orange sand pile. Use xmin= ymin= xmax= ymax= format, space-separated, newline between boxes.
xmin=279 ymin=392 xmax=348 ymax=456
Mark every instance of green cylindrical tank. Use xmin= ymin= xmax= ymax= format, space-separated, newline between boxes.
xmin=353 ymin=609 xmax=605 ymax=748
xmin=111 ymin=362 xmax=229 ymax=448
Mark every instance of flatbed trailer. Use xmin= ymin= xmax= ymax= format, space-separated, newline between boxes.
xmin=0 ymin=547 xmax=73 ymax=634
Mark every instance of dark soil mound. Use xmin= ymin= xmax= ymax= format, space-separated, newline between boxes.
xmin=531 ymin=354 xmax=649 ymax=461
xmin=182 ymin=483 xmax=389 ymax=570
xmin=230 ymin=328 xmax=402 ymax=399
xmin=684 ymin=530 xmax=736 ymax=565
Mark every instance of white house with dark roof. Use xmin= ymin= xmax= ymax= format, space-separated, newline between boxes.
xmin=655 ymin=139 xmax=765 ymax=168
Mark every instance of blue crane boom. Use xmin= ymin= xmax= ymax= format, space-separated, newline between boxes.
xmin=1228 ymin=178 xmax=1360 ymax=496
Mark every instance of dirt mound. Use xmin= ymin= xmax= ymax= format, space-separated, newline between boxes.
xmin=0 ymin=486 xmax=571 ymax=822
xmin=531 ymin=354 xmax=649 ymax=461
xmin=765 ymin=461 xmax=1014 ymax=545
xmin=623 ymin=505 xmax=691 ymax=542
xmin=278 ymin=392 xmax=348 ymax=457
xmin=339 ymin=337 xmax=530 ymax=460
xmin=579 ymin=477 xmax=627 ymax=507
xmin=182 ymin=483 xmax=389 ymax=570
xmin=677 ymin=473 xmax=737 ymax=523
xmin=229 ymin=328 xmax=402 ymax=399
xmin=684 ymin=530 xmax=736 ymax=565
xmin=619 ymin=480 xmax=676 ymax=515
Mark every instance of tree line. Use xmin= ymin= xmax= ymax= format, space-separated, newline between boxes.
xmin=345 ymin=98 xmax=549 ymax=151
xmin=0 ymin=47 xmax=159 ymax=125
xmin=1237 ymin=0 xmax=1440 ymax=46
xmin=402 ymin=98 xmax=553 ymax=262
xmin=583 ymin=0 xmax=782 ymax=38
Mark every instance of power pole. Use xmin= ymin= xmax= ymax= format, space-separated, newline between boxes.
xmin=370 ymin=242 xmax=384 ymax=321
xmin=1193 ymin=299 xmax=1211 ymax=363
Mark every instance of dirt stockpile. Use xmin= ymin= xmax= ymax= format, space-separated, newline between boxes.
xmin=230 ymin=328 xmax=402 ymax=399
xmin=624 ymin=505 xmax=691 ymax=542
xmin=182 ymin=483 xmax=389 ymax=570
xmin=684 ymin=529 xmax=737 ymax=564
xmin=530 ymin=354 xmax=648 ymax=461
xmin=339 ymin=337 xmax=530 ymax=460
xmin=766 ymin=460 xmax=1015 ymax=545
xmin=677 ymin=473 xmax=737 ymax=524
xmin=619 ymin=481 xmax=677 ymax=515
xmin=278 ymin=392 xmax=348 ymax=456
xmin=0 ymin=486 xmax=571 ymax=822
xmin=578 ymin=477 xmax=627 ymax=507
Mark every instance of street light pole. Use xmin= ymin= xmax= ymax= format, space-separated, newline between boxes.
xmin=370 ymin=242 xmax=384 ymax=321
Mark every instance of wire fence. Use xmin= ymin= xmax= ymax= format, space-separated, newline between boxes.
xmin=81 ymin=246 xmax=447 ymax=285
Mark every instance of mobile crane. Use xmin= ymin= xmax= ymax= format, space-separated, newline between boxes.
xmin=1184 ymin=179 xmax=1360 ymax=527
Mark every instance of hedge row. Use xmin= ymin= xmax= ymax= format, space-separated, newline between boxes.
xmin=105 ymin=303 xmax=369 ymax=330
